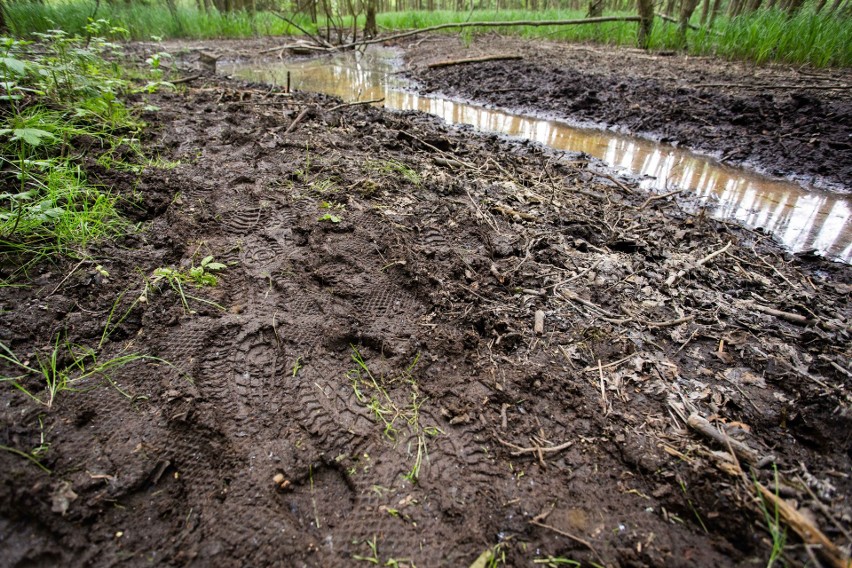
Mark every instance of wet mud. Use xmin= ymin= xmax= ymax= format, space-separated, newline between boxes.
xmin=1 ymin=43 xmax=851 ymax=567
xmin=406 ymin=35 xmax=852 ymax=191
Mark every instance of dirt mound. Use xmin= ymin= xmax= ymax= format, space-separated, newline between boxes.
xmin=1 ymin=67 xmax=850 ymax=567
xmin=406 ymin=35 xmax=852 ymax=191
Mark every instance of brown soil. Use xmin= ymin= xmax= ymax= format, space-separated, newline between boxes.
xmin=1 ymin=40 xmax=851 ymax=568
xmin=405 ymin=35 xmax=852 ymax=191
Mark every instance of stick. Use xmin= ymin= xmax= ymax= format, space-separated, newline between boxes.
xmin=755 ymin=483 xmax=852 ymax=568
xmin=170 ymin=74 xmax=201 ymax=85
xmin=598 ymin=359 xmax=608 ymax=414
xmin=655 ymin=11 xmax=722 ymax=35
xmin=665 ymin=241 xmax=731 ymax=287
xmin=426 ymin=54 xmax=522 ymax=69
xmin=643 ymin=315 xmax=694 ymax=328
xmin=336 ymin=16 xmax=642 ymax=50
xmin=687 ymin=414 xmax=766 ymax=466
xmin=497 ymin=437 xmax=573 ymax=455
xmin=271 ymin=11 xmax=335 ymax=49
xmin=327 ymin=97 xmax=385 ymax=111
xmin=284 ymin=107 xmax=311 ymax=134
xmin=638 ymin=189 xmax=682 ymax=210
xmin=749 ymin=303 xmax=816 ymax=326
xmin=534 ymin=310 xmax=545 ymax=335
xmin=530 ymin=520 xmax=604 ymax=564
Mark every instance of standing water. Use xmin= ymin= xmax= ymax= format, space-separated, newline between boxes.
xmin=219 ymin=48 xmax=851 ymax=263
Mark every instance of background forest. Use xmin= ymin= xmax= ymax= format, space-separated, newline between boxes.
xmin=1 ymin=0 xmax=850 ymax=66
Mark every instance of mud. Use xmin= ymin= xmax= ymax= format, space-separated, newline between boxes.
xmin=1 ymin=44 xmax=851 ymax=567
xmin=406 ymin=35 xmax=852 ymax=191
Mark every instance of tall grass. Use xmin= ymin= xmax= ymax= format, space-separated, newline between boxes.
xmin=377 ymin=7 xmax=851 ymax=66
xmin=6 ymin=0 xmax=306 ymax=40
xmin=6 ymin=0 xmax=851 ymax=66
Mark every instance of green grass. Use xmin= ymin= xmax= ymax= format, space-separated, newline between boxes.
xmin=9 ymin=1 xmax=848 ymax=66
xmin=6 ymin=0 xmax=308 ymax=40
xmin=376 ymin=7 xmax=851 ymax=67
xmin=0 ymin=24 xmax=166 ymax=274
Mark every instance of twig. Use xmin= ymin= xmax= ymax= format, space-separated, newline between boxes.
xmin=327 ymin=97 xmax=385 ymax=111
xmin=284 ymin=107 xmax=311 ymax=134
xmin=638 ymin=189 xmax=682 ymax=210
xmin=497 ymin=437 xmax=573 ymax=455
xmin=598 ymin=359 xmax=608 ymax=414
xmin=687 ymin=414 xmax=770 ymax=467
xmin=642 ymin=315 xmax=694 ymax=328
xmin=170 ymin=74 xmax=201 ymax=85
xmin=582 ymin=353 xmax=635 ymax=373
xmin=594 ymin=171 xmax=634 ymax=194
xmin=48 ymin=258 xmax=89 ymax=296
xmin=755 ymin=483 xmax=851 ymax=568
xmin=665 ymin=241 xmax=732 ymax=287
xmin=271 ymin=11 xmax=335 ymax=49
xmin=426 ymin=54 xmax=523 ymax=69
xmin=530 ymin=520 xmax=605 ymax=565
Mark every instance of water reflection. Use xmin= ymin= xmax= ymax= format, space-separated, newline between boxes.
xmin=220 ymin=50 xmax=851 ymax=262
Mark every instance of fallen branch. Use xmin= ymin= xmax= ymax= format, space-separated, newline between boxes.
xmin=530 ymin=520 xmax=604 ymax=564
xmin=327 ymin=97 xmax=385 ymax=111
xmin=665 ymin=241 xmax=731 ymax=287
xmin=755 ymin=483 xmax=852 ymax=568
xmin=638 ymin=189 xmax=682 ymax=210
xmin=426 ymin=54 xmax=523 ymax=69
xmin=687 ymin=414 xmax=771 ymax=467
xmin=655 ymin=12 xmax=723 ymax=35
xmin=284 ymin=107 xmax=311 ymax=134
xmin=336 ymin=16 xmax=642 ymax=50
xmin=271 ymin=11 xmax=335 ymax=49
xmin=170 ymin=74 xmax=202 ymax=85
xmin=497 ymin=437 xmax=573 ymax=455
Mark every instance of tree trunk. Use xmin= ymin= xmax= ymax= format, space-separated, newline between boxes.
xmin=587 ymin=0 xmax=604 ymax=16
xmin=699 ymin=0 xmax=711 ymax=25
xmin=678 ymin=0 xmax=699 ymax=46
xmin=364 ymin=0 xmax=378 ymax=37
xmin=637 ymin=0 xmax=654 ymax=48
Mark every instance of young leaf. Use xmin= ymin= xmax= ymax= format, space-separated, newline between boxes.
xmin=0 ymin=57 xmax=27 ymax=77
xmin=0 ymin=128 xmax=57 ymax=147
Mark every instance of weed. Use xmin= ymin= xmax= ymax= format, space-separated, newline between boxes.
xmin=141 ymin=256 xmax=226 ymax=313
xmin=347 ymin=348 xmax=440 ymax=484
xmin=755 ymin=466 xmax=787 ymax=567
xmin=0 ymin=337 xmax=162 ymax=408
xmin=318 ymin=213 xmax=342 ymax=223
xmin=365 ymin=159 xmax=421 ymax=186
xmin=0 ymin=442 xmax=51 ymax=473
xmin=352 ymin=535 xmax=380 ymax=564
xmin=0 ymin=24 xmax=164 ymax=267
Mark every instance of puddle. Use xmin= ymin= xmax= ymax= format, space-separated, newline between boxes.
xmin=220 ymin=49 xmax=851 ymax=263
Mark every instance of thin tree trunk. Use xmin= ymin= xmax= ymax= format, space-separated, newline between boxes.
xmin=707 ymin=0 xmax=723 ymax=27
xmin=637 ymin=0 xmax=654 ymax=48
xmin=678 ymin=0 xmax=699 ymax=45
xmin=699 ymin=0 xmax=711 ymax=25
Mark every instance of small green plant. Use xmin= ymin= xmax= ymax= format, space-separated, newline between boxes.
xmin=141 ymin=257 xmax=226 ymax=313
xmin=756 ymin=467 xmax=787 ymax=568
xmin=318 ymin=213 xmax=341 ymax=223
xmin=352 ymin=535 xmax=380 ymax=564
xmin=365 ymin=159 xmax=421 ymax=186
xmin=347 ymin=349 xmax=440 ymax=483
xmin=0 ymin=337 xmax=157 ymax=408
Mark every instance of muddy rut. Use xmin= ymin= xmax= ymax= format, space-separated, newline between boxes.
xmin=1 ymin=63 xmax=851 ymax=567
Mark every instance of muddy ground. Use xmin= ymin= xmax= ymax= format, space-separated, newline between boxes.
xmin=405 ymin=35 xmax=852 ymax=191
xmin=1 ymin=38 xmax=851 ymax=567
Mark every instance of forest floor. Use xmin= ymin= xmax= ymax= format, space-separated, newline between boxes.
xmin=1 ymin=36 xmax=850 ymax=568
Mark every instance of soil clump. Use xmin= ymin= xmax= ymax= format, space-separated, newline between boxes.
xmin=1 ymin=41 xmax=851 ymax=567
